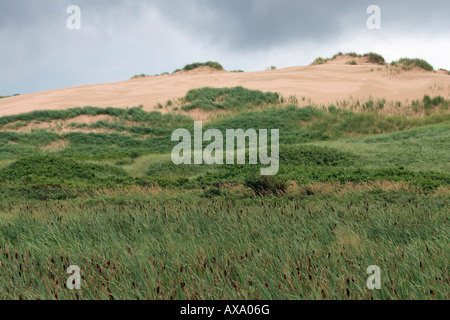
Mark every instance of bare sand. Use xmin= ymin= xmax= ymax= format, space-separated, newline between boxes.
xmin=1 ymin=57 xmax=449 ymax=117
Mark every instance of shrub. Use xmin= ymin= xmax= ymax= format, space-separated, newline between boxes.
xmin=0 ymin=156 xmax=126 ymax=183
xmin=280 ymin=145 xmax=357 ymax=167
xmin=245 ymin=175 xmax=288 ymax=196
xmin=364 ymin=53 xmax=385 ymax=65
xmin=312 ymin=52 xmax=385 ymax=66
xmin=0 ymin=94 xmax=20 ymax=99
xmin=393 ymin=58 xmax=434 ymax=71
xmin=130 ymin=74 xmax=148 ymax=79
xmin=182 ymin=61 xmax=224 ymax=72
xmin=312 ymin=57 xmax=328 ymax=65
xmin=328 ymin=105 xmax=338 ymax=113
xmin=202 ymin=187 xmax=222 ymax=198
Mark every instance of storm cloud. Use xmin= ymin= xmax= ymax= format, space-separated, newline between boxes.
xmin=1 ymin=0 xmax=449 ymax=94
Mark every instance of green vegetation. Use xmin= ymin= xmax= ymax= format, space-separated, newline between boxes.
xmin=180 ymin=86 xmax=280 ymax=112
xmin=310 ymin=52 xmax=436 ymax=69
xmin=130 ymin=72 xmax=170 ymax=79
xmin=312 ymin=52 xmax=385 ymax=66
xmin=130 ymin=73 xmax=149 ymax=79
xmin=0 ymin=94 xmax=20 ymax=99
xmin=1 ymin=192 xmax=447 ymax=300
xmin=174 ymin=61 xmax=224 ymax=73
xmin=392 ymin=58 xmax=434 ymax=71
xmin=363 ymin=52 xmax=385 ymax=65
xmin=312 ymin=57 xmax=328 ymax=65
xmin=0 ymin=86 xmax=449 ymax=300
xmin=346 ymin=60 xmax=357 ymax=65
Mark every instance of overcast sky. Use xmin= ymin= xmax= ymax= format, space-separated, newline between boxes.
xmin=1 ymin=0 xmax=449 ymax=95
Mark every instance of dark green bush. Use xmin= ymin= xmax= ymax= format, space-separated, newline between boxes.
xmin=245 ymin=175 xmax=288 ymax=196
xmin=280 ymin=145 xmax=357 ymax=167
xmin=364 ymin=52 xmax=385 ymax=65
xmin=0 ymin=156 xmax=126 ymax=183
xmin=182 ymin=61 xmax=224 ymax=72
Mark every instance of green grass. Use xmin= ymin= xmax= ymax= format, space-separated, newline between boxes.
xmin=0 ymin=86 xmax=449 ymax=300
xmin=312 ymin=52 xmax=385 ymax=66
xmin=310 ymin=52 xmax=437 ymax=70
xmin=392 ymin=58 xmax=434 ymax=71
xmin=173 ymin=61 xmax=224 ymax=74
xmin=0 ymin=192 xmax=448 ymax=299
xmin=130 ymin=73 xmax=149 ymax=79
xmin=180 ymin=86 xmax=280 ymax=112
xmin=363 ymin=53 xmax=385 ymax=65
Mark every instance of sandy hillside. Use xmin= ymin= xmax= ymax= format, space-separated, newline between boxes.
xmin=1 ymin=57 xmax=449 ymax=117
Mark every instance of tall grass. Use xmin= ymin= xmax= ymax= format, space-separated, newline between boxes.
xmin=0 ymin=192 xmax=448 ymax=299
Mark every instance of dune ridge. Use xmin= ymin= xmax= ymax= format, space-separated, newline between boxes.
xmin=1 ymin=57 xmax=449 ymax=117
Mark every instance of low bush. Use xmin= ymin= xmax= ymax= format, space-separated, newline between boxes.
xmin=245 ymin=174 xmax=288 ymax=196
xmin=393 ymin=58 xmax=434 ymax=71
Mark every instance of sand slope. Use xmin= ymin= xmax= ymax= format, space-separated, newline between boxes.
xmin=1 ymin=58 xmax=449 ymax=117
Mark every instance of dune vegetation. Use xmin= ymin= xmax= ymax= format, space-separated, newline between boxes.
xmin=172 ymin=61 xmax=224 ymax=74
xmin=0 ymin=86 xmax=448 ymax=300
xmin=311 ymin=52 xmax=436 ymax=72
xmin=312 ymin=52 xmax=386 ymax=66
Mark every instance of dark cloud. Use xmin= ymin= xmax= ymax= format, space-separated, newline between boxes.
xmin=155 ymin=0 xmax=450 ymax=49
xmin=0 ymin=0 xmax=449 ymax=94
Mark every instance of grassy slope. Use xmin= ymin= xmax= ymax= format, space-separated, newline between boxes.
xmin=0 ymin=87 xmax=448 ymax=300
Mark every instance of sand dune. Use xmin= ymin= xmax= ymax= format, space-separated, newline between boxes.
xmin=1 ymin=57 xmax=449 ymax=117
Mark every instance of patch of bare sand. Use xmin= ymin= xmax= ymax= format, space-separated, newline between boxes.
xmin=1 ymin=114 xmax=116 ymax=132
xmin=1 ymin=62 xmax=449 ymax=118
xmin=40 ymin=139 xmax=70 ymax=152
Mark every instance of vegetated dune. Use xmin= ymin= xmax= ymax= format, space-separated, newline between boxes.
xmin=1 ymin=56 xmax=449 ymax=117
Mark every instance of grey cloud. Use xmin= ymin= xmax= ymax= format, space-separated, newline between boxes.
xmin=0 ymin=0 xmax=449 ymax=94
xmin=154 ymin=0 xmax=450 ymax=50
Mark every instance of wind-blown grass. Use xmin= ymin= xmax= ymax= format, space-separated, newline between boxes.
xmin=0 ymin=86 xmax=449 ymax=300
xmin=0 ymin=191 xmax=448 ymax=299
